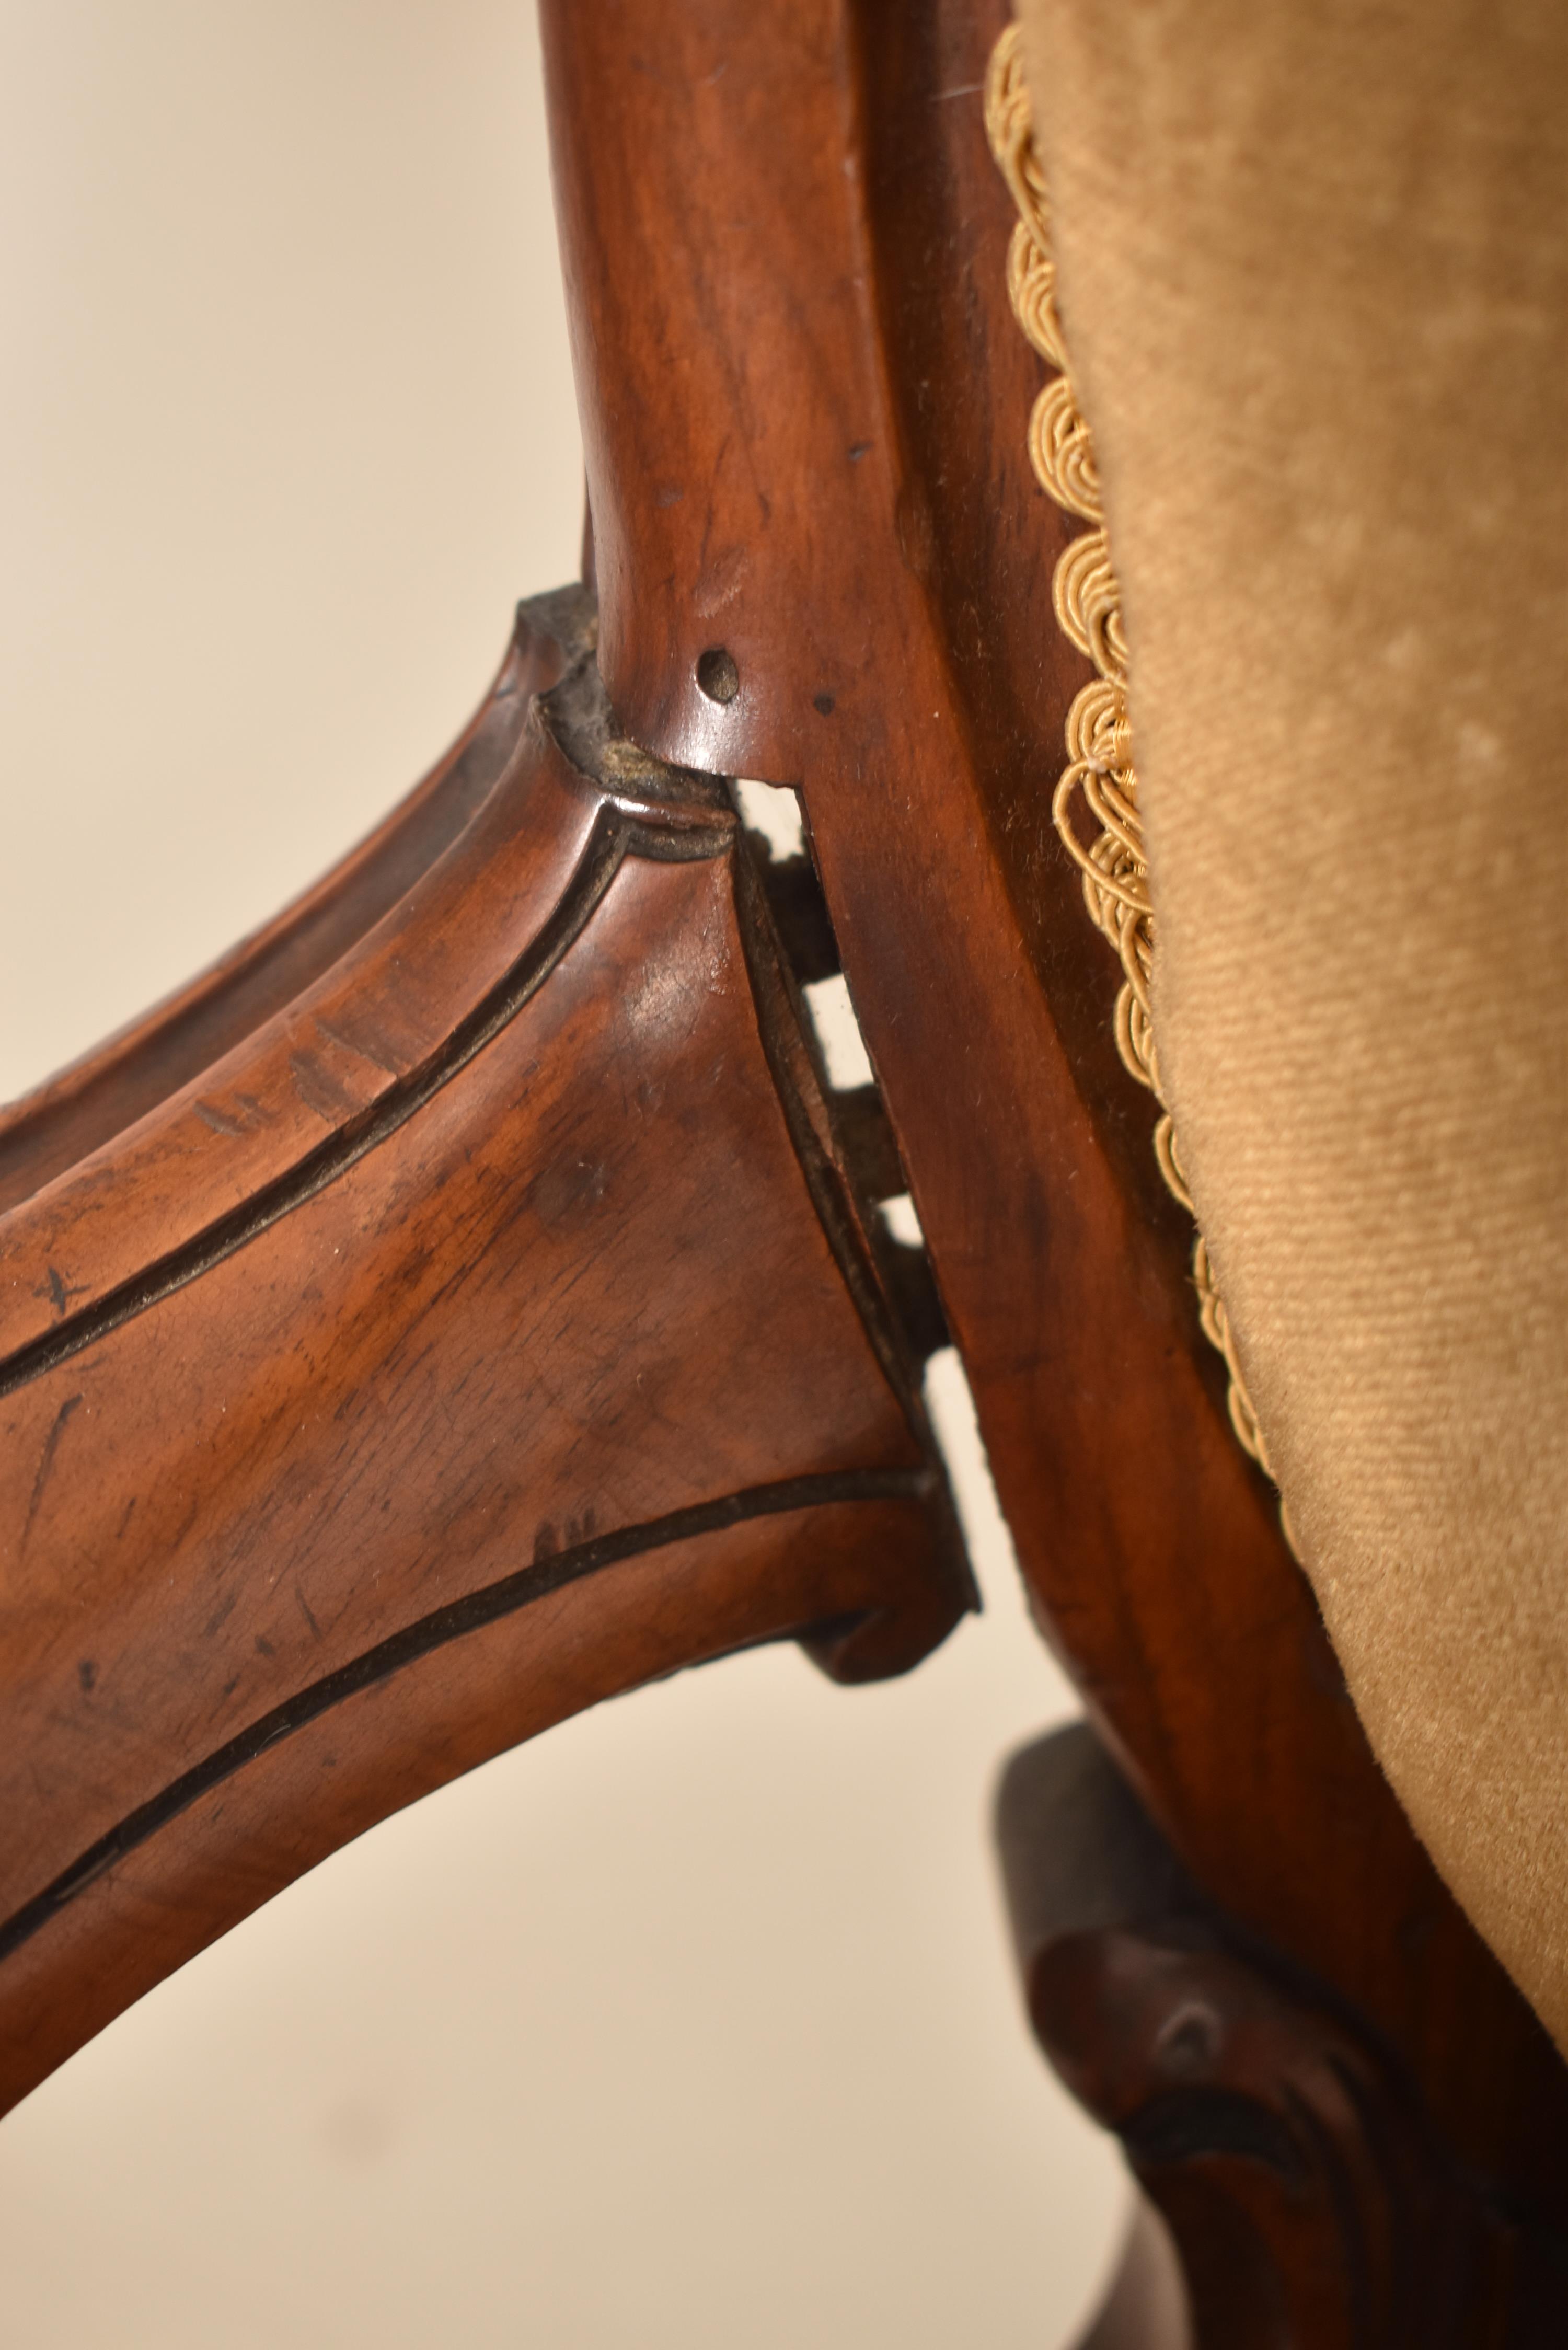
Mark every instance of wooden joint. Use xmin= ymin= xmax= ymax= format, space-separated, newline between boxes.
xmin=0 ymin=588 xmax=972 ymax=2112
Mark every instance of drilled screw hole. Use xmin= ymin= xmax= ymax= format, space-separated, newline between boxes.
xmin=696 ymin=647 xmax=740 ymax=704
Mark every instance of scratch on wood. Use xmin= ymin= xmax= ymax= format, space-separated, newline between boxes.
xmin=203 ymin=1584 xmax=238 ymax=1639
xmin=316 ymin=1018 xmax=402 ymax=1077
xmin=34 ymin=1265 xmax=88 ymax=1318
xmin=22 ymin=1393 xmax=83 ymax=1550
xmin=193 ymin=1100 xmax=247 ymax=1138
xmin=289 ymin=1051 xmax=355 ymax=1123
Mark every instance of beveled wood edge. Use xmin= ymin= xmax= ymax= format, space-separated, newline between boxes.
xmin=0 ymin=613 xmax=729 ymax=1372
xmin=535 ymin=7 xmax=1568 ymax=2218
xmin=0 ymin=1490 xmax=959 ymax=2113
xmin=0 ymin=599 xmax=974 ymax=2110
xmin=0 ymin=597 xmax=586 ymax=1213
xmin=0 ymin=1467 xmax=934 ymax=1979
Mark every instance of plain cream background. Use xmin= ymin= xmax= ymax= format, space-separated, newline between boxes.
xmin=0 ymin=4 xmax=1126 ymax=2342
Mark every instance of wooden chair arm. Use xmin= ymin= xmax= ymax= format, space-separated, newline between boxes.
xmin=0 ymin=588 xmax=969 ymax=2111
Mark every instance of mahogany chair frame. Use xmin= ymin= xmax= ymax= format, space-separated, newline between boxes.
xmin=1 ymin=5 xmax=1563 ymax=2341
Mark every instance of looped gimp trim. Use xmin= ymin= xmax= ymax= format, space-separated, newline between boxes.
xmin=985 ymin=25 xmax=1294 ymax=1537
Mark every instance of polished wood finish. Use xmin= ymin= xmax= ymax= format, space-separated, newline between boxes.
xmin=0 ymin=621 xmax=548 ymax=1219
xmin=0 ymin=588 xmax=968 ymax=2111
xmin=3 ymin=7 xmax=1563 ymax=2331
xmin=998 ymin=1729 xmax=1568 ymax=2346
xmin=542 ymin=0 xmax=1567 ymax=2253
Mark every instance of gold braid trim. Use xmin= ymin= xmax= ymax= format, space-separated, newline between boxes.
xmin=984 ymin=26 xmax=1293 ymax=1525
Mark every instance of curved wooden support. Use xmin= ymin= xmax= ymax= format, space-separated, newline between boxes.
xmin=997 ymin=1729 xmax=1568 ymax=2346
xmin=0 ymin=602 xmax=566 ymax=1218
xmin=0 ymin=588 xmax=970 ymax=2113
xmin=540 ymin=0 xmax=1568 ymax=2226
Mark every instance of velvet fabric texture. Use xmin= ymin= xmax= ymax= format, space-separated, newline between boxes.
xmin=1014 ymin=0 xmax=1567 ymax=2039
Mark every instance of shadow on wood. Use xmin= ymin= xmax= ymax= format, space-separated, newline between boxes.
xmin=997 ymin=1726 xmax=1568 ymax=2346
xmin=0 ymin=587 xmax=971 ymax=2113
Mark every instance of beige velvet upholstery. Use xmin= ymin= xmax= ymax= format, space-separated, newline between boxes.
xmin=1014 ymin=0 xmax=1567 ymax=2040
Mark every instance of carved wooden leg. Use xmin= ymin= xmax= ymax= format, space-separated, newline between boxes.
xmin=996 ymin=1728 xmax=1568 ymax=2347
xmin=0 ymin=588 xmax=971 ymax=2112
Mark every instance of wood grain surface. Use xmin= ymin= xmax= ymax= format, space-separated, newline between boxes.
xmin=3 ymin=6 xmax=1563 ymax=2323
xmin=999 ymin=1727 xmax=1568 ymax=2346
xmin=0 ymin=623 xmax=551 ymax=1219
xmin=0 ymin=589 xmax=969 ymax=2111
xmin=541 ymin=0 xmax=1568 ymax=2228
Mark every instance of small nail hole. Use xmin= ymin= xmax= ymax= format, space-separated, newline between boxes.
xmin=697 ymin=648 xmax=740 ymax=705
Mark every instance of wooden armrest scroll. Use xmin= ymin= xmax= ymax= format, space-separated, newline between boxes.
xmin=0 ymin=588 xmax=969 ymax=2112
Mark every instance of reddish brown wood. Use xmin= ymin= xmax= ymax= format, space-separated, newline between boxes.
xmin=4 ymin=9 xmax=1564 ymax=2328
xmin=0 ymin=589 xmax=968 ymax=2112
xmin=541 ymin=0 xmax=1568 ymax=2227
xmin=998 ymin=1728 xmax=1568 ymax=2346
xmin=0 ymin=607 xmax=561 ymax=1218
